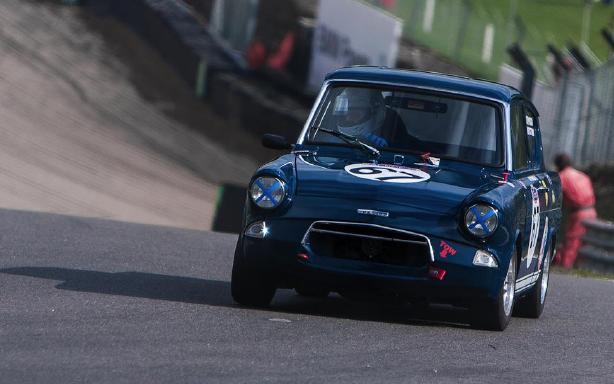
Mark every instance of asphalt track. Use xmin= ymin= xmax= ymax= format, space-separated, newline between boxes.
xmin=1 ymin=209 xmax=614 ymax=383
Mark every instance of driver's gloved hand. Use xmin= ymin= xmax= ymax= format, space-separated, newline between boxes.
xmin=366 ymin=133 xmax=388 ymax=147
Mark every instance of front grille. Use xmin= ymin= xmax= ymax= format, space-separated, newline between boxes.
xmin=304 ymin=221 xmax=433 ymax=267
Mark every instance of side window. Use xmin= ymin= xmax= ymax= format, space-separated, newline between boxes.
xmin=511 ymin=101 xmax=529 ymax=170
xmin=524 ymin=107 xmax=538 ymax=167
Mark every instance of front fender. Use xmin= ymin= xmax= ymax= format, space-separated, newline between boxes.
xmin=458 ymin=180 xmax=527 ymax=252
xmin=246 ymin=154 xmax=297 ymax=223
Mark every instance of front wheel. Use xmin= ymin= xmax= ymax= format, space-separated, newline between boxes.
xmin=514 ymin=245 xmax=552 ymax=318
xmin=471 ymin=255 xmax=516 ymax=331
xmin=231 ymin=245 xmax=276 ymax=308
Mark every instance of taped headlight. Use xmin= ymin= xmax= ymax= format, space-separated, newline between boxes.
xmin=249 ymin=176 xmax=286 ymax=209
xmin=465 ymin=204 xmax=498 ymax=238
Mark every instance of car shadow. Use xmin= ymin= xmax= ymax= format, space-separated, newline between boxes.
xmin=1 ymin=267 xmax=472 ymax=329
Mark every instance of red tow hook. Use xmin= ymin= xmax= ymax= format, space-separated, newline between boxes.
xmin=502 ymin=171 xmax=510 ymax=183
xmin=428 ymin=266 xmax=447 ymax=281
xmin=297 ymin=253 xmax=310 ymax=262
xmin=495 ymin=171 xmax=510 ymax=184
xmin=421 ymin=152 xmax=431 ymax=162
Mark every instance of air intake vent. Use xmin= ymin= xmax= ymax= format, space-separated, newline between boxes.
xmin=304 ymin=221 xmax=433 ymax=267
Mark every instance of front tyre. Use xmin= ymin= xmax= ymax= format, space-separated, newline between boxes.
xmin=231 ymin=244 xmax=276 ymax=308
xmin=514 ymin=245 xmax=552 ymax=318
xmin=471 ymin=255 xmax=516 ymax=331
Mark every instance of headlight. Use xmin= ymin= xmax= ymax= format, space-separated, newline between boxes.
xmin=473 ymin=249 xmax=498 ymax=268
xmin=245 ymin=221 xmax=268 ymax=238
xmin=249 ymin=176 xmax=286 ymax=209
xmin=465 ymin=204 xmax=498 ymax=238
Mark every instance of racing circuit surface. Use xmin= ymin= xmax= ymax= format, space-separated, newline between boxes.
xmin=1 ymin=209 xmax=614 ymax=383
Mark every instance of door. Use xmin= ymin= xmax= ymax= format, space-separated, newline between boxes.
xmin=527 ymin=106 xmax=553 ymax=273
xmin=510 ymin=100 xmax=545 ymax=289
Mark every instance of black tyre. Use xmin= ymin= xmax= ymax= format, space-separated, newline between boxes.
xmin=514 ymin=245 xmax=552 ymax=318
xmin=295 ymin=286 xmax=330 ymax=298
xmin=471 ymin=255 xmax=516 ymax=331
xmin=230 ymin=245 xmax=276 ymax=307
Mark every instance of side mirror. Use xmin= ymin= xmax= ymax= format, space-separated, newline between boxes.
xmin=262 ymin=134 xmax=292 ymax=150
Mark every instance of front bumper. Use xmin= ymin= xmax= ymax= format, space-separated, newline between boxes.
xmin=238 ymin=219 xmax=507 ymax=302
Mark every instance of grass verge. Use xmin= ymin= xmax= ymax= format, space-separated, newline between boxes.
xmin=552 ymin=266 xmax=614 ymax=281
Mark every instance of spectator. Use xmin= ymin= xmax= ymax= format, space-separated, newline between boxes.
xmin=554 ymin=153 xmax=597 ymax=268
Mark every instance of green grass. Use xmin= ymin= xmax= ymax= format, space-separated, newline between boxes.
xmin=552 ymin=266 xmax=614 ymax=280
xmin=379 ymin=0 xmax=614 ymax=80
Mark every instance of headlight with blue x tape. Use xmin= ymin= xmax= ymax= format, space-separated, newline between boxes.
xmin=465 ymin=204 xmax=499 ymax=238
xmin=249 ymin=176 xmax=287 ymax=209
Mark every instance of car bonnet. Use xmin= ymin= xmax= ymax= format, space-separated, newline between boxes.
xmin=294 ymin=153 xmax=490 ymax=216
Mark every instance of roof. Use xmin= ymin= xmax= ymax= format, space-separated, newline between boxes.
xmin=325 ymin=67 xmax=522 ymax=103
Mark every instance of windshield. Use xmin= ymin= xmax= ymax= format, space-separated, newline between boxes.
xmin=306 ymin=84 xmax=503 ymax=166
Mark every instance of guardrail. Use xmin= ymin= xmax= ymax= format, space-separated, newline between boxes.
xmin=71 ymin=0 xmax=308 ymax=147
xmin=577 ymin=219 xmax=614 ymax=273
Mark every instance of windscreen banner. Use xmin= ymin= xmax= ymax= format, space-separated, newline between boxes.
xmin=307 ymin=0 xmax=403 ymax=92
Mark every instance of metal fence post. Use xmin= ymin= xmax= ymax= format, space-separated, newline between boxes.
xmin=602 ymin=63 xmax=614 ymax=164
xmin=581 ymin=71 xmax=597 ymax=166
xmin=195 ymin=59 xmax=208 ymax=99
xmin=552 ymin=74 xmax=569 ymax=157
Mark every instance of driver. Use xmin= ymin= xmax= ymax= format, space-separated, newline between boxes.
xmin=335 ymin=88 xmax=389 ymax=147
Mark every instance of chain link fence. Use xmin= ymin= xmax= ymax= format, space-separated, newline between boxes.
xmin=500 ymin=59 xmax=614 ymax=167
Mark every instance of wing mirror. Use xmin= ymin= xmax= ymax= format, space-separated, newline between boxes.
xmin=262 ymin=134 xmax=292 ymax=150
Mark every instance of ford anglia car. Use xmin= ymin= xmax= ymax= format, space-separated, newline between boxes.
xmin=231 ymin=67 xmax=562 ymax=331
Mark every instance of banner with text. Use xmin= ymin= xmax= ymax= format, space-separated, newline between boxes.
xmin=307 ymin=0 xmax=403 ymax=92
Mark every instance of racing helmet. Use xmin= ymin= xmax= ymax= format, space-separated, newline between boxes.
xmin=335 ymin=88 xmax=385 ymax=128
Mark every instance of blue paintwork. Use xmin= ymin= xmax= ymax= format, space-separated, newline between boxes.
xmin=326 ymin=67 xmax=521 ymax=102
xmin=235 ymin=68 xmax=561 ymax=304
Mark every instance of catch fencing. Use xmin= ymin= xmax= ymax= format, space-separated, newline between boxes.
xmin=370 ymin=0 xmax=614 ymax=82
xmin=500 ymin=59 xmax=614 ymax=167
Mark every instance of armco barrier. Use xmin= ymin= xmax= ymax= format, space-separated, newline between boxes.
xmin=106 ymin=0 xmax=236 ymax=96
xmin=208 ymin=73 xmax=307 ymax=143
xmin=577 ymin=219 xmax=614 ymax=273
xmin=96 ymin=0 xmax=308 ymax=140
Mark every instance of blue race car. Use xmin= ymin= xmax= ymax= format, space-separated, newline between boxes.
xmin=231 ymin=67 xmax=562 ymax=331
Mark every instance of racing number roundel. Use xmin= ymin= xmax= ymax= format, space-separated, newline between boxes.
xmin=344 ymin=164 xmax=431 ymax=183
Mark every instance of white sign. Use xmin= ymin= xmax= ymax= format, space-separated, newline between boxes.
xmin=307 ymin=0 xmax=403 ymax=92
xmin=345 ymin=164 xmax=430 ymax=183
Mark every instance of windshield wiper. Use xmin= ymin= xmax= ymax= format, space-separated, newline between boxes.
xmin=315 ymin=127 xmax=380 ymax=158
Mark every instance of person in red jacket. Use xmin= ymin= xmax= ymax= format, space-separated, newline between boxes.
xmin=554 ymin=153 xmax=597 ymax=268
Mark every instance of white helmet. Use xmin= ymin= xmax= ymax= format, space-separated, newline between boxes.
xmin=334 ymin=88 xmax=385 ymax=138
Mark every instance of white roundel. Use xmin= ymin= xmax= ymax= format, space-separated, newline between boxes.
xmin=344 ymin=163 xmax=431 ymax=183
